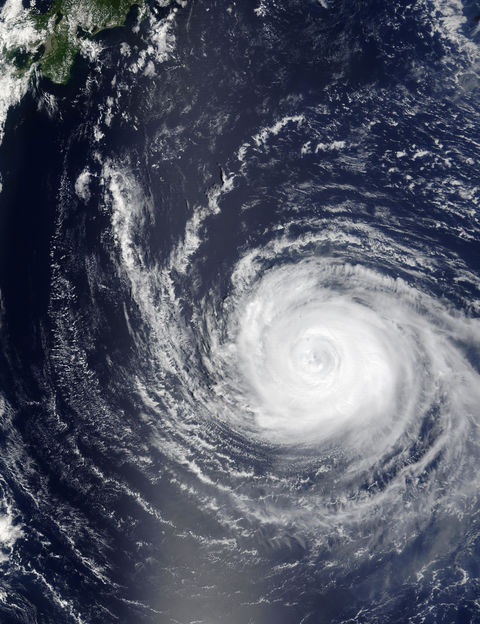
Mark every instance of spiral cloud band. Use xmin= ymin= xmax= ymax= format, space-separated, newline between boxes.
xmin=106 ymin=161 xmax=480 ymax=541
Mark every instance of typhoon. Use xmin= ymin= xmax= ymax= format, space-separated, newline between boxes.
xmin=0 ymin=0 xmax=479 ymax=623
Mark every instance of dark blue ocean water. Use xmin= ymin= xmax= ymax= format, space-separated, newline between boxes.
xmin=0 ymin=0 xmax=480 ymax=622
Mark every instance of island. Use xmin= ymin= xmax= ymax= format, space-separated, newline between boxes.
xmin=9 ymin=0 xmax=145 ymax=84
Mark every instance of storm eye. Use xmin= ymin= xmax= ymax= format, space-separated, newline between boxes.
xmin=290 ymin=336 xmax=338 ymax=378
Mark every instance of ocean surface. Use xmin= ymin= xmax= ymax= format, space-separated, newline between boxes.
xmin=0 ymin=0 xmax=480 ymax=622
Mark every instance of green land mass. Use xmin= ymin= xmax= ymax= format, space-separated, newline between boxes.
xmin=14 ymin=0 xmax=145 ymax=84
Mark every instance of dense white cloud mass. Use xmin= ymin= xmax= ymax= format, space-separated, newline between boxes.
xmin=221 ymin=262 xmax=425 ymax=445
